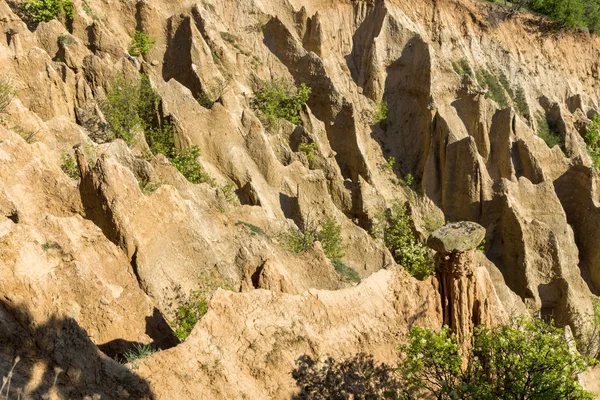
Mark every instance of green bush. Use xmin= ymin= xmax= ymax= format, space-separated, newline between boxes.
xmin=129 ymin=30 xmax=155 ymax=57
xmin=400 ymin=318 xmax=596 ymax=400
xmin=60 ymin=151 xmax=78 ymax=180
xmin=298 ymin=142 xmax=318 ymax=162
xmin=101 ymin=76 xmax=145 ymax=144
xmin=22 ymin=0 xmax=73 ymax=24
xmin=171 ymin=294 xmax=208 ymax=341
xmin=171 ymin=146 xmax=214 ymax=185
xmin=373 ymin=101 xmax=389 ymax=124
xmin=282 ymin=225 xmax=317 ymax=253
xmin=451 ymin=58 xmax=473 ymax=77
xmin=585 ymin=115 xmax=600 ymax=168
xmin=538 ymin=114 xmax=564 ymax=151
xmin=384 ymin=203 xmax=434 ymax=280
xmin=252 ymin=79 xmax=311 ymax=127
xmin=0 ymin=77 xmax=14 ymax=114
xmin=318 ymin=218 xmax=344 ymax=261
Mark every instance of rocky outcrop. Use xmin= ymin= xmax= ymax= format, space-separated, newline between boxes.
xmin=429 ymin=222 xmax=507 ymax=350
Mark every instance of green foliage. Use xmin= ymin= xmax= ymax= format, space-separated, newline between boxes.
xmin=58 ymin=34 xmax=75 ymax=46
xmin=332 ymin=259 xmax=361 ymax=283
xmin=221 ymin=181 xmax=240 ymax=205
xmin=385 ymin=156 xmax=395 ymax=173
xmin=22 ymin=0 xmax=73 ymax=24
xmin=384 ymin=204 xmax=434 ymax=280
xmin=282 ymin=225 xmax=317 ymax=253
xmin=451 ymin=58 xmax=472 ymax=77
xmin=171 ymin=146 xmax=214 ymax=185
xmin=477 ymin=238 xmax=487 ymax=252
xmin=41 ymin=241 xmax=61 ymax=252
xmin=476 ymin=69 xmax=509 ymax=108
xmin=252 ymin=79 xmax=311 ymax=127
xmin=60 ymin=151 xmax=78 ymax=180
xmin=298 ymin=142 xmax=318 ymax=163
xmin=0 ymin=77 xmax=14 ymax=114
xmin=123 ymin=343 xmax=154 ymax=368
xmin=585 ymin=115 xmax=600 ymax=168
xmin=101 ymin=76 xmax=144 ymax=144
xmin=172 ymin=294 xmax=208 ymax=341
xmin=373 ymin=101 xmax=389 ymax=124
xmin=235 ymin=221 xmax=266 ymax=236
xmin=537 ymin=114 xmax=564 ymax=151
xmin=404 ymin=173 xmax=414 ymax=188
xmin=318 ymin=218 xmax=344 ymax=261
xmin=138 ymin=177 xmax=160 ymax=195
xmin=399 ymin=318 xmax=596 ymax=400
xmin=129 ymin=30 xmax=155 ymax=57
xmin=514 ymin=86 xmax=530 ymax=119
xmin=220 ymin=31 xmax=236 ymax=43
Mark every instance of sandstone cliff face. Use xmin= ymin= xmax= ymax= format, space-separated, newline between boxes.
xmin=1 ymin=0 xmax=600 ymax=397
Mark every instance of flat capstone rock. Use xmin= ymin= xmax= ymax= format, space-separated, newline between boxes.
xmin=427 ymin=221 xmax=486 ymax=253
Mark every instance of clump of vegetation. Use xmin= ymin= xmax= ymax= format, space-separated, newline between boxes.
xmin=477 ymin=238 xmax=487 ymax=253
xmin=58 ymin=33 xmax=75 ymax=46
xmin=220 ymin=31 xmax=236 ymax=44
xmin=41 ymin=241 xmax=61 ymax=252
xmin=236 ymin=221 xmax=266 ymax=236
xmin=102 ymin=74 xmax=214 ymax=185
xmin=476 ymin=68 xmax=509 ymax=108
xmin=298 ymin=142 xmax=318 ymax=163
xmin=22 ymin=0 xmax=73 ymax=25
xmin=221 ymin=181 xmax=240 ymax=205
xmin=170 ymin=146 xmax=214 ymax=185
xmin=372 ymin=101 xmax=389 ymax=124
xmin=129 ymin=30 xmax=155 ymax=57
xmin=123 ymin=343 xmax=154 ymax=369
xmin=138 ymin=177 xmax=160 ymax=195
xmin=579 ymin=297 xmax=600 ymax=358
xmin=585 ymin=115 xmax=600 ymax=168
xmin=282 ymin=224 xmax=317 ymax=254
xmin=385 ymin=156 xmax=395 ymax=173
xmin=172 ymin=293 xmax=208 ymax=341
xmin=0 ymin=77 xmax=14 ymax=114
xmin=537 ymin=114 xmax=564 ymax=151
xmin=332 ymin=259 xmax=361 ymax=283
xmin=383 ymin=203 xmax=434 ymax=280
xmin=293 ymin=317 xmax=596 ymax=400
xmin=60 ymin=151 xmax=78 ymax=180
xmin=403 ymin=173 xmax=414 ymax=188
xmin=252 ymin=79 xmax=311 ymax=127
xmin=451 ymin=58 xmax=472 ymax=77
xmin=318 ymin=218 xmax=344 ymax=261
xmin=400 ymin=318 xmax=595 ymax=400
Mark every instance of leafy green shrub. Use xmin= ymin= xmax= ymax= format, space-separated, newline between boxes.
xmin=171 ymin=146 xmax=214 ymax=185
xmin=221 ymin=181 xmax=240 ymax=205
xmin=172 ymin=294 xmax=208 ymax=340
xmin=129 ymin=30 xmax=155 ymax=57
xmin=252 ymin=79 xmax=311 ymax=127
xmin=22 ymin=0 xmax=73 ymax=24
xmin=61 ymin=151 xmax=78 ymax=180
xmin=372 ymin=101 xmax=388 ymax=124
xmin=101 ymin=76 xmax=144 ymax=144
xmin=282 ymin=225 xmax=317 ymax=253
xmin=0 ymin=77 xmax=14 ymax=114
xmin=318 ymin=218 xmax=344 ymax=261
xmin=385 ymin=156 xmax=395 ymax=173
xmin=384 ymin=203 xmax=434 ymax=280
xmin=400 ymin=318 xmax=596 ymax=400
xmin=585 ymin=115 xmax=600 ymax=168
xmin=332 ymin=259 xmax=361 ymax=283
xmin=404 ymin=173 xmax=414 ymax=188
xmin=298 ymin=142 xmax=318 ymax=162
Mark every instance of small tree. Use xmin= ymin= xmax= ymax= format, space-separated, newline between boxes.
xmin=129 ymin=30 xmax=155 ymax=57
xmin=252 ymin=79 xmax=311 ymax=127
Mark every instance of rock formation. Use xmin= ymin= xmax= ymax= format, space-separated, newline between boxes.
xmin=0 ymin=0 xmax=600 ymax=397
